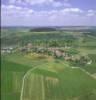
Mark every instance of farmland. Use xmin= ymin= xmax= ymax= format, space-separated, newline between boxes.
xmin=1 ymin=26 xmax=96 ymax=100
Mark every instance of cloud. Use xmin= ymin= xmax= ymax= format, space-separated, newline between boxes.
xmin=87 ymin=10 xmax=96 ymax=16
xmin=52 ymin=1 xmax=71 ymax=7
xmin=1 ymin=4 xmax=96 ymax=26
xmin=61 ymin=8 xmax=83 ymax=13
xmin=1 ymin=4 xmax=21 ymax=10
xmin=1 ymin=4 xmax=34 ymax=13
xmin=9 ymin=0 xmax=53 ymax=5
xmin=8 ymin=0 xmax=71 ymax=8
xmin=25 ymin=0 xmax=51 ymax=5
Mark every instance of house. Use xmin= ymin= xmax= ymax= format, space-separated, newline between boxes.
xmin=87 ymin=60 xmax=92 ymax=65
xmin=1 ymin=47 xmax=14 ymax=54
xmin=27 ymin=43 xmax=32 ymax=49
xmin=55 ymin=50 xmax=62 ymax=57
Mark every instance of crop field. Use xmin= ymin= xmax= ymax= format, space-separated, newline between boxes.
xmin=1 ymin=53 xmax=54 ymax=100
xmin=21 ymin=61 xmax=96 ymax=100
xmin=1 ymin=27 xmax=96 ymax=100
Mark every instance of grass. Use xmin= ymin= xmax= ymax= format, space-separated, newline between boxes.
xmin=22 ymin=63 xmax=96 ymax=100
xmin=1 ymin=60 xmax=31 ymax=72
xmin=2 ymin=53 xmax=49 ymax=67
xmin=78 ymin=48 xmax=96 ymax=55
xmin=1 ymin=50 xmax=96 ymax=100
xmin=1 ymin=60 xmax=28 ymax=100
xmin=1 ymin=51 xmax=96 ymax=100
xmin=1 ymin=53 xmax=54 ymax=100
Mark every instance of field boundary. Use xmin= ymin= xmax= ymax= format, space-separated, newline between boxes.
xmin=20 ymin=62 xmax=96 ymax=100
xmin=71 ymin=67 xmax=96 ymax=79
xmin=59 ymin=60 xmax=96 ymax=79
xmin=20 ymin=62 xmax=48 ymax=100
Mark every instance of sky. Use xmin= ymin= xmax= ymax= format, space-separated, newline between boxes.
xmin=1 ymin=0 xmax=96 ymax=26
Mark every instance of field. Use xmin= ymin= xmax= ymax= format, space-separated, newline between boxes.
xmin=22 ymin=61 xmax=96 ymax=100
xmin=1 ymin=27 xmax=96 ymax=100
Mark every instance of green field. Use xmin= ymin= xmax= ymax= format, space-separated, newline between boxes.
xmin=1 ymin=53 xmax=54 ymax=100
xmin=1 ymin=52 xmax=96 ymax=100
xmin=22 ymin=66 xmax=96 ymax=100
xmin=1 ymin=27 xmax=96 ymax=100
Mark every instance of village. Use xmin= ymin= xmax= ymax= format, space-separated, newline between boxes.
xmin=1 ymin=43 xmax=92 ymax=66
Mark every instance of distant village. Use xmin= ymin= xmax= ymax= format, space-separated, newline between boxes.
xmin=1 ymin=43 xmax=92 ymax=65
